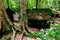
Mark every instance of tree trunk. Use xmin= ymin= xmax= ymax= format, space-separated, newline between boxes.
xmin=20 ymin=0 xmax=30 ymax=35
xmin=0 ymin=0 xmax=12 ymax=34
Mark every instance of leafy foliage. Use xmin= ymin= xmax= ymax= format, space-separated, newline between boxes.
xmin=3 ymin=0 xmax=60 ymax=11
xmin=26 ymin=0 xmax=36 ymax=9
xmin=8 ymin=0 xmax=20 ymax=11
xmin=3 ymin=0 xmax=8 ymax=9
xmin=28 ymin=24 xmax=60 ymax=40
xmin=3 ymin=0 xmax=20 ymax=11
xmin=26 ymin=0 xmax=60 ymax=11
xmin=38 ymin=0 xmax=55 ymax=9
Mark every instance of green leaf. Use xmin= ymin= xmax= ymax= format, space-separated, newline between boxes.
xmin=8 ymin=0 xmax=20 ymax=11
xmin=27 ymin=0 xmax=36 ymax=9
xmin=38 ymin=0 xmax=57 ymax=9
xmin=3 ymin=0 xmax=8 ymax=9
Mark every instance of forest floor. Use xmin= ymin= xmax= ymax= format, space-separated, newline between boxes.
xmin=0 ymin=17 xmax=60 ymax=40
xmin=15 ymin=34 xmax=40 ymax=40
xmin=0 ymin=27 xmax=41 ymax=40
xmin=15 ymin=27 xmax=41 ymax=40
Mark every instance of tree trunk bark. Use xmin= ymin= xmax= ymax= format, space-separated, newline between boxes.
xmin=20 ymin=0 xmax=30 ymax=35
xmin=0 ymin=0 xmax=12 ymax=33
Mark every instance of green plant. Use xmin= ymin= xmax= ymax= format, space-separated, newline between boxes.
xmin=26 ymin=0 xmax=36 ymax=9
xmin=3 ymin=0 xmax=20 ymax=11
xmin=28 ymin=24 xmax=60 ymax=40
xmin=39 ymin=0 xmax=55 ymax=9
xmin=3 ymin=0 xmax=8 ymax=9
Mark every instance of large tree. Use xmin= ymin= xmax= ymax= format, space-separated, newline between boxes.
xmin=0 ymin=0 xmax=13 ymax=36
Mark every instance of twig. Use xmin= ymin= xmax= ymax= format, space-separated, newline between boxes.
xmin=11 ymin=28 xmax=16 ymax=40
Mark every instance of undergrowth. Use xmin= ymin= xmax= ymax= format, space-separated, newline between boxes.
xmin=28 ymin=24 xmax=60 ymax=40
